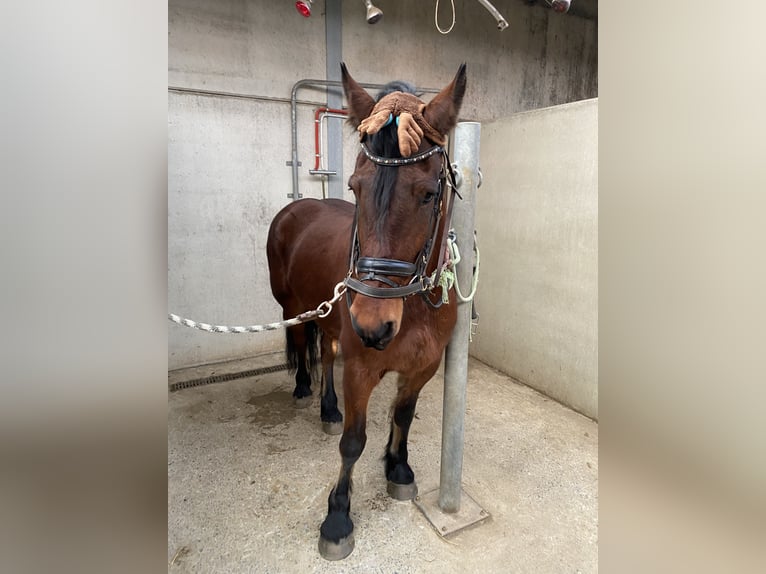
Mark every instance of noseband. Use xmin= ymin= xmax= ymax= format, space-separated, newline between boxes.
xmin=344 ymin=141 xmax=460 ymax=307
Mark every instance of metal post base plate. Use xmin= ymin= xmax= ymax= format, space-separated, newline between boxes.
xmin=413 ymin=487 xmax=489 ymax=537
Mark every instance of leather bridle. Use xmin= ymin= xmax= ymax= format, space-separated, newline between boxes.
xmin=344 ymin=141 xmax=460 ymax=308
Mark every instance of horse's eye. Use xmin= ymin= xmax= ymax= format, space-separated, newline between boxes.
xmin=421 ymin=191 xmax=436 ymax=205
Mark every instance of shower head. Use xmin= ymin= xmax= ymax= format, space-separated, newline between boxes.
xmin=363 ymin=0 xmax=383 ymax=24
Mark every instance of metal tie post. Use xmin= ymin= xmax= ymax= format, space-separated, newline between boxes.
xmin=415 ymin=122 xmax=489 ymax=535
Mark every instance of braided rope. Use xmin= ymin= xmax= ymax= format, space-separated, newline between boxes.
xmin=168 ymin=282 xmax=346 ymax=334
xmin=430 ymin=231 xmax=481 ymax=305
xmin=449 ymin=231 xmax=481 ymax=303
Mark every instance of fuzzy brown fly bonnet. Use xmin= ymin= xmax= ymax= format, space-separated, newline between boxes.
xmin=357 ymin=91 xmax=447 ymax=157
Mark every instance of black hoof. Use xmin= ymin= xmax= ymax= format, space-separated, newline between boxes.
xmin=322 ymin=421 xmax=343 ymax=435
xmin=293 ymin=395 xmax=313 ymax=409
xmin=318 ymin=533 xmax=355 ymax=561
xmin=387 ymin=480 xmax=418 ymax=501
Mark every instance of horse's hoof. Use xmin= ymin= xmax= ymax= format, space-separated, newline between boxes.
xmin=318 ymin=533 xmax=355 ymax=561
xmin=322 ymin=421 xmax=343 ymax=435
xmin=387 ymin=480 xmax=418 ymax=501
xmin=293 ymin=395 xmax=313 ymax=409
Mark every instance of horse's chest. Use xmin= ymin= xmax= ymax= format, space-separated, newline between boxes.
xmin=389 ymin=319 xmax=452 ymax=371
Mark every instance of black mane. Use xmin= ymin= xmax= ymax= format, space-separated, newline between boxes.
xmin=375 ymin=80 xmax=418 ymax=101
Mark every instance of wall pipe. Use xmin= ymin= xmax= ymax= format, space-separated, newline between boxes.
xmin=324 ymin=0 xmax=344 ymax=199
xmin=290 ymin=79 xmax=440 ymax=201
xmin=169 ymin=85 xmax=325 ymax=107
xmin=311 ymin=107 xmax=347 ymax=173
xmin=439 ymin=122 xmax=481 ymax=512
xmin=477 ymin=0 xmax=509 ymax=30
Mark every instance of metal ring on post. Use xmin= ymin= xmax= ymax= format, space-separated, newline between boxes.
xmin=451 ymin=163 xmax=463 ymax=189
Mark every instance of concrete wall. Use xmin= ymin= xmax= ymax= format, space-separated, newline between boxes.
xmin=168 ymin=0 xmax=597 ymax=370
xmin=339 ymin=0 xmax=597 ymax=121
xmin=168 ymin=0 xmax=328 ymax=368
xmin=471 ymin=98 xmax=598 ymax=418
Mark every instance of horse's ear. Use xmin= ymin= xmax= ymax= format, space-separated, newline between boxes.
xmin=423 ymin=63 xmax=467 ymax=137
xmin=341 ymin=62 xmax=376 ymax=128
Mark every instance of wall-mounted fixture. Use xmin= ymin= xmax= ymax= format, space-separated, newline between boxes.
xmin=363 ymin=0 xmax=383 ymax=24
xmin=550 ymin=0 xmax=571 ymax=13
xmin=477 ymin=0 xmax=509 ymax=31
xmin=295 ymin=0 xmax=312 ymax=17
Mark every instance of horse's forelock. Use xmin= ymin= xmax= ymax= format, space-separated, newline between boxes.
xmin=364 ymin=120 xmax=402 ymax=233
xmin=364 ymin=80 xmax=422 ymax=233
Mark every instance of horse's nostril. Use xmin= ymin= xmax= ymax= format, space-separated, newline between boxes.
xmin=370 ymin=321 xmax=396 ymax=350
xmin=374 ymin=321 xmax=394 ymax=342
xmin=354 ymin=320 xmax=396 ymax=349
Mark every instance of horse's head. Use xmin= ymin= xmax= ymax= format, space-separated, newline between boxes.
xmin=341 ymin=63 xmax=467 ymax=350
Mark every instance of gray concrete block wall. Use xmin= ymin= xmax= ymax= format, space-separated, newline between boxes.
xmin=338 ymin=0 xmax=597 ymax=121
xmin=169 ymin=94 xmax=288 ymax=367
xmin=168 ymin=0 xmax=330 ymax=369
xmin=168 ymin=0 xmax=597 ymax=370
xmin=471 ymin=99 xmax=598 ymax=418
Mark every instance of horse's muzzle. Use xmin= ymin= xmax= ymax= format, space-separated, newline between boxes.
xmin=350 ymin=315 xmax=396 ymax=350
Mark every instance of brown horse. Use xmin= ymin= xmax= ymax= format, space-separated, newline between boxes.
xmin=266 ymin=63 xmax=466 ymax=560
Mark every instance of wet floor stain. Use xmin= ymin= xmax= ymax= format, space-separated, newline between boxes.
xmin=246 ymin=390 xmax=300 ymax=455
xmin=180 ymin=399 xmax=212 ymax=419
xmin=246 ymin=390 xmax=298 ymax=428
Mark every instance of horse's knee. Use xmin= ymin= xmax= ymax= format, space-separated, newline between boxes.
xmin=339 ymin=428 xmax=366 ymax=462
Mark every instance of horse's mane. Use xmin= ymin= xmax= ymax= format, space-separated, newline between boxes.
xmin=365 ymin=80 xmax=420 ymax=231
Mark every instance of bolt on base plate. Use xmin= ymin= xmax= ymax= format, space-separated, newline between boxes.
xmin=413 ymin=487 xmax=489 ymax=537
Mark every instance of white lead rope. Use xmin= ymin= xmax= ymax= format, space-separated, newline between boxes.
xmin=168 ymin=282 xmax=346 ymax=334
xmin=449 ymin=231 xmax=480 ymax=303
xmin=169 ymin=233 xmax=479 ymax=335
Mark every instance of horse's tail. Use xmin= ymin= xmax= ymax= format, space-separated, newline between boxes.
xmin=285 ymin=321 xmax=320 ymax=379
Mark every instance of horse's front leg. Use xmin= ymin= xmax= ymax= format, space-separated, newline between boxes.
xmin=384 ymin=361 xmax=441 ymax=500
xmin=318 ymin=360 xmax=376 ymax=560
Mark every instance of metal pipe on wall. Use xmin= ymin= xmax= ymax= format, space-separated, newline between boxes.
xmin=325 ymin=0 xmax=344 ymax=199
xmin=477 ymin=0 xmax=509 ymax=30
xmin=168 ymin=85 xmax=324 ymax=107
xmin=312 ymin=108 xmax=348 ymax=175
xmin=439 ymin=122 xmax=481 ymax=512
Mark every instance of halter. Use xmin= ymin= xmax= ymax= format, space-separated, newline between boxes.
xmin=344 ymin=141 xmax=460 ymax=307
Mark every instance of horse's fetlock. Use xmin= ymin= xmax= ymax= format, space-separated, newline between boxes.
xmin=384 ymin=453 xmax=414 ymax=485
xmin=319 ymin=511 xmax=354 ymax=543
xmin=321 ymin=406 xmax=343 ymax=423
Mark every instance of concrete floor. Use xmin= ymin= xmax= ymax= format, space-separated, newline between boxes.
xmin=168 ymin=353 xmax=598 ymax=573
